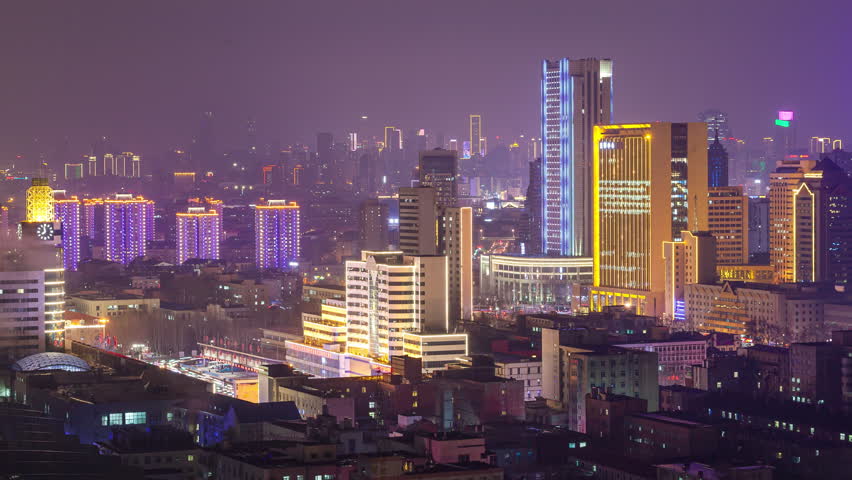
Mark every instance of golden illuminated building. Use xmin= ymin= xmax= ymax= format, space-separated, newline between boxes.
xmin=26 ymin=178 xmax=55 ymax=222
xmin=717 ymin=264 xmax=775 ymax=284
xmin=662 ymin=231 xmax=716 ymax=322
xmin=591 ymin=123 xmax=708 ymax=316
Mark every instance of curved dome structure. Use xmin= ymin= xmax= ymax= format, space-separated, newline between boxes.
xmin=11 ymin=352 xmax=91 ymax=372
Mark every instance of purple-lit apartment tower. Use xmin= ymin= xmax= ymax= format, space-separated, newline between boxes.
xmin=176 ymin=206 xmax=221 ymax=264
xmin=53 ymin=191 xmax=81 ymax=271
xmin=254 ymin=200 xmax=300 ymax=270
xmin=104 ymin=194 xmax=154 ymax=265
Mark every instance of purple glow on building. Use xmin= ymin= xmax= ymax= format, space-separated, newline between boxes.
xmin=54 ymin=196 xmax=81 ymax=271
xmin=254 ymin=200 xmax=300 ymax=270
xmin=104 ymin=194 xmax=154 ymax=265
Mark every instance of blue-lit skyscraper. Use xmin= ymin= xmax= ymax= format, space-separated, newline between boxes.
xmin=541 ymin=58 xmax=613 ymax=256
xmin=707 ymin=131 xmax=729 ymax=187
xmin=254 ymin=200 xmax=300 ymax=270
xmin=104 ymin=194 xmax=154 ymax=265
xmin=53 ymin=191 xmax=81 ymax=271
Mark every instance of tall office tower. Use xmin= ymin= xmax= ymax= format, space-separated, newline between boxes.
xmin=524 ymin=159 xmax=543 ymax=255
xmin=398 ymin=187 xmax=438 ymax=255
xmin=707 ymin=132 xmax=729 ymax=187
xmin=86 ymin=155 xmax=97 ymax=176
xmin=345 ymin=251 xmax=448 ymax=360
xmin=418 ymin=148 xmax=458 ymax=207
xmin=773 ymin=110 xmax=797 ymax=157
xmin=254 ymin=200 xmax=300 ymax=270
xmin=64 ymin=163 xmax=83 ymax=180
xmin=176 ymin=206 xmax=221 ymax=264
xmin=53 ymin=192 xmax=81 ymax=272
xmin=541 ymin=58 xmax=613 ymax=256
xmin=103 ymin=194 xmax=154 ymax=265
xmin=348 ymin=132 xmax=358 ymax=152
xmin=359 ymin=199 xmax=389 ymax=251
xmin=469 ymin=115 xmax=484 ymax=157
xmin=591 ymin=123 xmax=708 ymax=316
xmin=25 ymin=178 xmax=54 ymax=223
xmin=439 ymin=207 xmax=473 ymax=322
xmin=748 ymin=196 xmax=770 ymax=259
xmin=383 ymin=127 xmax=402 ymax=151
xmin=770 ymin=158 xmax=851 ymax=283
xmin=708 ymin=186 xmax=750 ymax=265
xmin=0 ymin=238 xmax=65 ymax=361
xmin=697 ymin=109 xmax=732 ymax=143
xmin=316 ymin=132 xmax=334 ymax=183
xmin=663 ymin=231 xmax=717 ymax=323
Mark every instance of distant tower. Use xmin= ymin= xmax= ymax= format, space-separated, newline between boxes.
xmin=176 ymin=207 xmax=221 ymax=264
xmin=697 ymin=110 xmax=732 ymax=143
xmin=418 ymin=148 xmax=458 ymax=207
xmin=254 ymin=200 xmax=300 ymax=270
xmin=525 ymin=158 xmax=543 ymax=255
xmin=708 ymin=131 xmax=729 ymax=187
xmin=541 ymin=58 xmax=613 ymax=257
xmin=469 ymin=115 xmax=483 ymax=156
xmin=359 ymin=199 xmax=389 ymax=251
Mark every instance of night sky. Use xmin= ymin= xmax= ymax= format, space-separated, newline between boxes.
xmin=1 ymin=0 xmax=850 ymax=162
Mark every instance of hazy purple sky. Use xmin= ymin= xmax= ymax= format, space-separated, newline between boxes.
xmin=1 ymin=0 xmax=850 ymax=161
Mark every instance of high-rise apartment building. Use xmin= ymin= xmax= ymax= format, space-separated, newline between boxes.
xmin=439 ymin=206 xmax=473 ymax=321
xmin=103 ymin=194 xmax=154 ymax=265
xmin=358 ymin=199 xmax=389 ymax=252
xmin=345 ymin=251 xmax=448 ymax=360
xmin=53 ymin=192 xmax=81 ymax=272
xmin=254 ymin=200 xmax=300 ymax=270
xmin=708 ymin=132 xmax=729 ymax=187
xmin=708 ymin=186 xmax=749 ymax=265
xmin=398 ymin=187 xmax=438 ymax=255
xmin=541 ymin=58 xmax=613 ymax=256
xmin=469 ymin=115 xmax=484 ymax=157
xmin=769 ymin=158 xmax=845 ymax=283
xmin=82 ymin=198 xmax=104 ymax=243
xmin=176 ymin=206 xmax=221 ymax=264
xmin=591 ymin=123 xmax=709 ymax=316
xmin=418 ymin=148 xmax=458 ymax=207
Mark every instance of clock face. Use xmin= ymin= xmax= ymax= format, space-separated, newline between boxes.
xmin=36 ymin=223 xmax=54 ymax=241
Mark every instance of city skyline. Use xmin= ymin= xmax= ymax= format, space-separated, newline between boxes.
xmin=0 ymin=1 xmax=849 ymax=164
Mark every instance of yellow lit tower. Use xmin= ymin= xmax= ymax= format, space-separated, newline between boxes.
xmin=591 ymin=123 xmax=708 ymax=317
xmin=26 ymin=178 xmax=55 ymax=223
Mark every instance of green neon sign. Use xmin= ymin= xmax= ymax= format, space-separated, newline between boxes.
xmin=775 ymin=119 xmax=790 ymax=128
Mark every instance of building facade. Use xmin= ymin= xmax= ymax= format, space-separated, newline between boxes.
xmin=541 ymin=58 xmax=613 ymax=257
xmin=479 ymin=255 xmax=592 ymax=308
xmin=176 ymin=207 xmax=221 ymax=264
xmin=708 ymin=186 xmax=749 ymax=265
xmin=254 ymin=200 xmax=300 ymax=270
xmin=103 ymin=194 xmax=155 ymax=265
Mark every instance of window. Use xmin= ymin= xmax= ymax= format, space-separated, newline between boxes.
xmin=101 ymin=415 xmax=109 ymax=426
xmin=109 ymin=413 xmax=123 ymax=425
xmin=187 ymin=455 xmax=194 ymax=462
xmin=124 ymin=412 xmax=146 ymax=425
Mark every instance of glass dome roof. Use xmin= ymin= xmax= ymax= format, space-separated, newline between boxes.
xmin=11 ymin=352 xmax=91 ymax=372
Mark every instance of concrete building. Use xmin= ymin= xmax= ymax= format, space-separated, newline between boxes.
xmin=439 ymin=206 xmax=472 ymax=321
xmin=592 ymin=123 xmax=709 ymax=317
xmin=358 ymin=198 xmax=389 ymax=251
xmin=541 ymin=328 xmax=659 ymax=432
xmin=398 ymin=187 xmax=438 ymax=255
xmin=418 ymin=148 xmax=458 ymax=207
xmin=615 ymin=336 xmax=708 ymax=387
xmin=708 ymin=186 xmax=749 ymax=265
xmin=493 ymin=354 xmax=542 ymax=401
xmin=479 ymin=255 xmax=592 ymax=308
xmin=67 ymin=293 xmax=159 ymax=319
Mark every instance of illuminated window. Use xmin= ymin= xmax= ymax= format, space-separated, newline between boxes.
xmin=109 ymin=413 xmax=123 ymax=425
xmin=124 ymin=412 xmax=147 ymax=425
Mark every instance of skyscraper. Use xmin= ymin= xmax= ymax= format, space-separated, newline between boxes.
xmin=697 ymin=109 xmax=731 ymax=142
xmin=773 ymin=110 xmax=797 ymax=157
xmin=769 ymin=158 xmax=850 ymax=283
xmin=708 ymin=132 xmax=729 ymax=187
xmin=439 ymin=206 xmax=473 ymax=322
xmin=398 ymin=187 xmax=438 ymax=255
xmin=383 ymin=126 xmax=402 ymax=151
xmin=541 ymin=58 xmax=613 ymax=257
xmin=524 ymin=158 xmax=542 ymax=255
xmin=176 ymin=206 xmax=221 ymax=264
xmin=708 ymin=186 xmax=749 ymax=265
xmin=103 ymin=194 xmax=154 ymax=265
xmin=53 ymin=191 xmax=81 ymax=272
xmin=254 ymin=200 xmax=300 ymax=270
xmin=418 ymin=148 xmax=458 ymax=207
xmin=469 ymin=115 xmax=483 ymax=157
xmin=591 ymin=123 xmax=708 ymax=316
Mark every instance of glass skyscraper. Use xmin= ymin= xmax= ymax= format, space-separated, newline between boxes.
xmin=541 ymin=58 xmax=613 ymax=257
